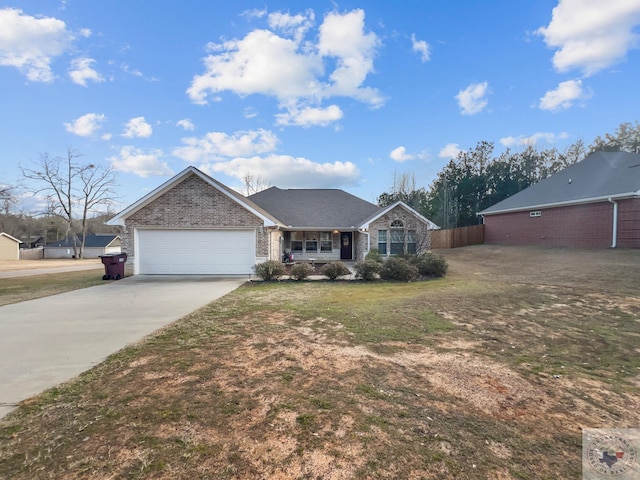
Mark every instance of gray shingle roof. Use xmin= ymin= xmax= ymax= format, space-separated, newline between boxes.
xmin=249 ymin=187 xmax=383 ymax=229
xmin=480 ymin=151 xmax=640 ymax=215
xmin=46 ymin=234 xmax=119 ymax=248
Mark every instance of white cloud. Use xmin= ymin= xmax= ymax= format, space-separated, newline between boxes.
xmin=203 ymin=154 xmax=360 ymax=188
xmin=121 ymin=63 xmax=143 ymax=77
xmin=438 ymin=143 xmax=462 ymax=159
xmin=188 ymin=29 xmax=321 ymax=104
xmin=64 ymin=113 xmax=106 ymax=137
xmin=68 ymin=57 xmax=104 ymax=86
xmin=173 ymin=129 xmax=278 ymax=162
xmin=455 ymin=81 xmax=489 ymax=115
xmin=176 ymin=118 xmax=195 ymax=131
xmin=500 ymin=131 xmax=570 ymax=147
xmin=539 ymin=79 xmax=592 ymax=111
xmin=79 ymin=28 xmax=92 ymax=38
xmin=122 ymin=116 xmax=153 ymax=138
xmin=244 ymin=107 xmax=258 ymax=119
xmin=275 ymin=104 xmax=343 ymax=127
xmin=110 ymin=146 xmax=173 ymax=177
xmin=390 ymin=146 xmax=414 ymax=162
xmin=0 ymin=7 xmax=73 ymax=82
xmin=317 ymin=9 xmax=382 ymax=105
xmin=411 ymin=34 xmax=430 ymax=62
xmin=537 ymin=0 xmax=640 ymax=75
xmin=187 ymin=9 xmax=383 ymax=125
xmin=268 ymin=10 xmax=315 ymax=42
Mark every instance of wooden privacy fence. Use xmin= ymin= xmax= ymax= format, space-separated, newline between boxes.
xmin=19 ymin=247 xmax=45 ymax=260
xmin=431 ymin=224 xmax=485 ymax=249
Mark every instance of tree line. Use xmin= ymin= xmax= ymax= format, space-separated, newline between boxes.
xmin=1 ymin=148 xmax=119 ymax=258
xmin=378 ymin=121 xmax=640 ymax=228
xmin=2 ymin=121 xmax=639 ymax=256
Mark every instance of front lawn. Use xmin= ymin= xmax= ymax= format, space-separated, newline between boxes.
xmin=1 ymin=246 xmax=638 ymax=479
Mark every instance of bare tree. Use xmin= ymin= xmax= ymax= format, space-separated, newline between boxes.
xmin=0 ymin=184 xmax=16 ymax=215
xmin=242 ymin=172 xmax=271 ymax=196
xmin=21 ymin=147 xmax=118 ymax=258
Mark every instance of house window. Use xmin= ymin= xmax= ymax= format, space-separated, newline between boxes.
xmin=320 ymin=232 xmax=332 ymax=252
xmin=390 ymin=227 xmax=405 ymax=255
xmin=530 ymin=211 xmax=542 ymax=217
xmin=407 ymin=230 xmax=417 ymax=254
xmin=305 ymin=232 xmax=318 ymax=252
xmin=378 ymin=230 xmax=387 ymax=254
xmin=291 ymin=232 xmax=303 ymax=251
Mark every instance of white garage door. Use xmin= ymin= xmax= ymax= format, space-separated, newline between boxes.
xmin=137 ymin=229 xmax=256 ymax=275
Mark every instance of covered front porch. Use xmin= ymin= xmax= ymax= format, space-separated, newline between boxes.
xmin=280 ymin=229 xmax=360 ymax=263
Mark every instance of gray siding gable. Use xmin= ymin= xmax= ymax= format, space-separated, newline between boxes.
xmin=480 ymin=151 xmax=640 ymax=215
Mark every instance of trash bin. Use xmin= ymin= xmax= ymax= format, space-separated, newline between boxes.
xmin=99 ymin=253 xmax=127 ymax=280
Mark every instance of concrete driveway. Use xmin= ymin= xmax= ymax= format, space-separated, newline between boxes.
xmin=0 ymin=275 xmax=245 ymax=419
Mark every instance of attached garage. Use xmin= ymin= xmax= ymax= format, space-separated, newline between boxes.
xmin=135 ymin=229 xmax=256 ymax=275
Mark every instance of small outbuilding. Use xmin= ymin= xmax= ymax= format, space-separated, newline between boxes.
xmin=0 ymin=232 xmax=21 ymax=260
xmin=479 ymin=151 xmax=640 ymax=248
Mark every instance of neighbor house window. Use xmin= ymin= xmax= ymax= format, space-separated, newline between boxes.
xmin=320 ymin=232 xmax=332 ymax=252
xmin=390 ymin=220 xmax=405 ymax=255
xmin=378 ymin=229 xmax=387 ymax=254
xmin=291 ymin=232 xmax=303 ymax=251
xmin=305 ymin=232 xmax=318 ymax=252
xmin=407 ymin=230 xmax=417 ymax=254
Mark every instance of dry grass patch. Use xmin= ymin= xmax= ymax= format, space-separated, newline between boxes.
xmin=0 ymin=269 xmax=106 ymax=306
xmin=1 ymin=245 xmax=639 ymax=479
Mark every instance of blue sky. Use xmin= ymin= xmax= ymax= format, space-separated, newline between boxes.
xmin=2 ymin=0 xmax=640 ymax=213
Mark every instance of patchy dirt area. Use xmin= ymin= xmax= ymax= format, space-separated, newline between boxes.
xmin=1 ymin=245 xmax=639 ymax=479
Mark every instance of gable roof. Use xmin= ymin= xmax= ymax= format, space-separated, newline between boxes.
xmin=46 ymin=234 xmax=120 ymax=248
xmin=106 ymin=166 xmax=279 ymax=227
xmin=0 ymin=232 xmax=21 ymax=244
xmin=480 ymin=151 xmax=640 ymax=215
xmin=360 ymin=201 xmax=440 ymax=230
xmin=249 ymin=187 xmax=383 ymax=229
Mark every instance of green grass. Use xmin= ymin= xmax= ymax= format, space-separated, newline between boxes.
xmin=0 ymin=269 xmax=106 ymax=306
xmin=1 ymin=247 xmax=639 ymax=479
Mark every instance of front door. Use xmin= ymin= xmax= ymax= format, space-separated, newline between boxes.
xmin=340 ymin=232 xmax=353 ymax=260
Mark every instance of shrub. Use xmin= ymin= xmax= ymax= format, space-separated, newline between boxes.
xmin=253 ymin=260 xmax=286 ymax=281
xmin=415 ymin=252 xmax=448 ymax=277
xmin=290 ymin=262 xmax=314 ymax=281
xmin=379 ymin=257 xmax=419 ymax=282
xmin=354 ymin=260 xmax=381 ymax=281
xmin=365 ymin=248 xmax=382 ymax=262
xmin=321 ymin=262 xmax=351 ymax=280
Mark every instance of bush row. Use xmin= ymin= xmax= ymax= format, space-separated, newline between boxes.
xmin=253 ymin=261 xmax=351 ymax=281
xmin=253 ymin=251 xmax=448 ymax=282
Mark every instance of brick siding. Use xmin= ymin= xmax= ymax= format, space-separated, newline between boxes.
xmin=367 ymin=206 xmax=432 ymax=258
xmin=122 ymin=174 xmax=268 ymax=269
xmin=484 ymin=199 xmax=640 ymax=248
xmin=617 ymin=198 xmax=640 ymax=248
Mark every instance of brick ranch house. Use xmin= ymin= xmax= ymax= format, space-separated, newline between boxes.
xmin=106 ymin=166 xmax=439 ymax=275
xmin=479 ymin=151 xmax=640 ymax=248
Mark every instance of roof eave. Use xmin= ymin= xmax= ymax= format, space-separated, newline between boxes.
xmin=0 ymin=232 xmax=21 ymax=243
xmin=106 ymin=167 xmax=278 ymax=227
xmin=479 ymin=191 xmax=640 ymax=216
xmin=359 ymin=201 xmax=440 ymax=230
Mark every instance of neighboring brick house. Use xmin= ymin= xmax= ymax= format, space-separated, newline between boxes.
xmin=479 ymin=151 xmax=640 ymax=248
xmin=107 ymin=166 xmax=439 ymax=275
